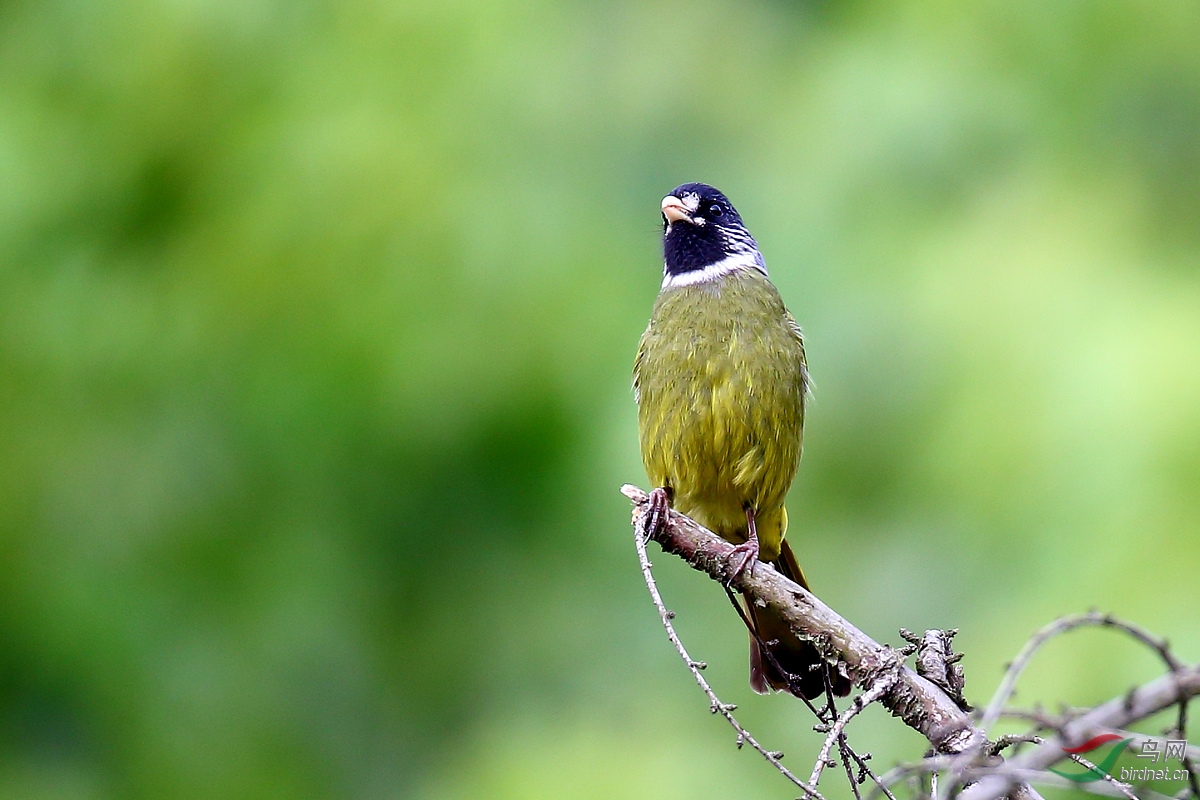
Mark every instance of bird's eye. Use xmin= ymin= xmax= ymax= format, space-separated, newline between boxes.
xmin=709 ymin=204 xmax=723 ymax=217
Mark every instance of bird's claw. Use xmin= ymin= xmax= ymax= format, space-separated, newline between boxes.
xmin=726 ymin=536 xmax=760 ymax=583
xmin=726 ymin=505 xmax=762 ymax=584
xmin=641 ymin=487 xmax=671 ymax=544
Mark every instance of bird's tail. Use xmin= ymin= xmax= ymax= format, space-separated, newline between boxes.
xmin=747 ymin=539 xmax=851 ymax=700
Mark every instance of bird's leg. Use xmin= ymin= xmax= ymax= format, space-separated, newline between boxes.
xmin=641 ymin=486 xmax=672 ymax=543
xmin=726 ymin=505 xmax=760 ymax=582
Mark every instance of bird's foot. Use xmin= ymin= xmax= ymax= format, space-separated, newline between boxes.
xmin=641 ymin=487 xmax=671 ymax=544
xmin=727 ymin=505 xmax=761 ymax=583
xmin=726 ymin=534 xmax=760 ymax=582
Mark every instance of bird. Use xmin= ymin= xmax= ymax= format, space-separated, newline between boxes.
xmin=633 ymin=182 xmax=849 ymax=700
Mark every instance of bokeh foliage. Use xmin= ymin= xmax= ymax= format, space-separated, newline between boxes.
xmin=2 ymin=1 xmax=1199 ymax=798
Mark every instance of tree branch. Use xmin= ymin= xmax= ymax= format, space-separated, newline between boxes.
xmin=960 ymin=665 xmax=1200 ymax=800
xmin=623 ymin=484 xmax=1197 ymax=800
xmin=623 ymin=484 xmax=984 ymax=755
xmin=631 ymin=495 xmax=826 ymax=800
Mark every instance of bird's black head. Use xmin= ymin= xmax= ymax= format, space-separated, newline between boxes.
xmin=661 ymin=183 xmax=764 ymax=279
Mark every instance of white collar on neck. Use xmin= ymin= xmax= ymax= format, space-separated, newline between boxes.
xmin=661 ymin=251 xmax=766 ymax=289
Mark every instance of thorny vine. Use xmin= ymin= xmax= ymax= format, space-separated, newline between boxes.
xmin=624 ymin=484 xmax=1200 ymax=800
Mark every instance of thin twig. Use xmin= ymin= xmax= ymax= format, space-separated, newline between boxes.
xmin=988 ymin=734 xmax=1043 ymax=756
xmin=847 ymin=747 xmax=900 ymax=800
xmin=961 ymin=663 xmax=1200 ymax=800
xmin=980 ymin=612 xmax=1182 ymax=737
xmin=810 ymin=675 xmax=898 ymax=786
xmin=819 ymin=664 xmax=897 ymax=800
xmin=965 ymin=768 xmax=1168 ymax=799
xmin=1003 ymin=735 xmax=1140 ymax=800
xmin=1001 ymin=714 xmax=1200 ymax=763
xmin=632 ymin=510 xmax=826 ymax=800
xmin=998 ymin=706 xmax=1077 ymax=731
xmin=1063 ymin=749 xmax=1141 ymax=800
xmin=875 ymin=757 xmax=1141 ymax=800
xmin=837 ymin=738 xmax=864 ymax=800
xmin=820 ymin=665 xmax=861 ymax=800
xmin=1172 ymin=692 xmax=1200 ymax=800
xmin=943 ymin=612 xmax=1189 ymax=800
xmin=871 ymin=756 xmax=953 ymax=799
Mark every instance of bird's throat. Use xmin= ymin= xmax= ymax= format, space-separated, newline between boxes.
xmin=661 ymin=251 xmax=765 ymax=289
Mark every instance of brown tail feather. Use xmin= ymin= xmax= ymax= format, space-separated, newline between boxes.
xmin=773 ymin=536 xmax=810 ymax=590
xmin=747 ymin=539 xmax=851 ymax=700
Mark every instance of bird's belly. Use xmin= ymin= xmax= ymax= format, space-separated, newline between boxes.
xmin=641 ymin=367 xmax=795 ymax=543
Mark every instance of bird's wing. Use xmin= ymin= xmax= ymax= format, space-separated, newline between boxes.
xmin=784 ymin=312 xmax=811 ymax=400
xmin=632 ymin=324 xmax=651 ymax=405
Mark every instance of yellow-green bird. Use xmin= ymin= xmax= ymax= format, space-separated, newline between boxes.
xmin=634 ymin=183 xmax=848 ymax=700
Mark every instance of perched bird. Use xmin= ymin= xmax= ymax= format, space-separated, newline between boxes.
xmin=633 ymin=183 xmax=848 ymax=700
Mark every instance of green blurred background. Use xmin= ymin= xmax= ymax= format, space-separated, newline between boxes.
xmin=2 ymin=0 xmax=1199 ymax=798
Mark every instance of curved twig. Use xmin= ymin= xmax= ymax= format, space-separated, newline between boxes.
xmin=979 ymin=611 xmax=1183 ymax=737
xmin=961 ymin=663 xmax=1200 ymax=800
xmin=810 ymin=675 xmax=898 ymax=787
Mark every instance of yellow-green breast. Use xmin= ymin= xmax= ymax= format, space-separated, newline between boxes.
xmin=634 ymin=268 xmax=808 ymax=561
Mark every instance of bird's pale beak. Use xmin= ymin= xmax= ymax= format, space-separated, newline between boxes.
xmin=661 ymin=195 xmax=692 ymax=225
